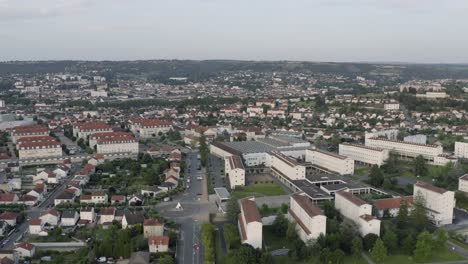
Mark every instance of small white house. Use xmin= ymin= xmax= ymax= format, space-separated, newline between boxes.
xmin=60 ymin=211 xmax=79 ymax=227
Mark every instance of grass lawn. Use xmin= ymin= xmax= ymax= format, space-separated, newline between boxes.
xmin=273 ymin=255 xmax=367 ymax=264
xmin=263 ymin=226 xmax=296 ymax=250
xmin=377 ymin=247 xmax=465 ymax=264
xmin=232 ymin=184 xmax=286 ymax=199
xmin=354 ymin=168 xmax=366 ymax=177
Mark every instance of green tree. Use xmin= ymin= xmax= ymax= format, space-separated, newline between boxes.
xmin=351 ymin=237 xmax=363 ymax=257
xmin=370 ymin=239 xmax=387 ymax=263
xmin=396 ymin=199 xmax=409 ymax=228
xmin=434 ymin=229 xmax=448 ymax=249
xmin=363 ymin=233 xmax=379 ymax=251
xmin=235 ymin=244 xmax=260 ymax=264
xmin=413 ymin=231 xmax=433 ymax=262
xmin=199 ymin=134 xmax=208 ymax=167
xmin=159 ymin=255 xmax=175 ymax=264
xmin=259 ymin=252 xmax=273 ymax=264
xmin=272 ymin=212 xmax=288 ymax=236
xmin=401 ymin=234 xmax=415 ymax=255
xmin=223 ymin=223 xmax=240 ymax=250
xmin=414 ymin=155 xmax=428 ymax=176
xmin=286 ymin=222 xmax=298 ymax=241
xmin=226 ymin=198 xmax=240 ymax=223
xmin=369 ymin=165 xmax=384 ymax=187
xmin=382 ymin=230 xmax=398 ymax=254
xmin=411 ymin=191 xmax=429 ymax=231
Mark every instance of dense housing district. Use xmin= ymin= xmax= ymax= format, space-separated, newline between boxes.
xmin=0 ymin=61 xmax=468 ymax=263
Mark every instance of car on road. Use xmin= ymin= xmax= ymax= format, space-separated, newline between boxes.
xmin=197 ymin=176 xmax=202 ymax=180
xmin=197 ymin=193 xmax=202 ymax=196
xmin=187 ymin=179 xmax=190 ymax=183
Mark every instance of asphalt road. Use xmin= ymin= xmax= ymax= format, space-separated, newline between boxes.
xmin=173 ymin=151 xmax=206 ymax=264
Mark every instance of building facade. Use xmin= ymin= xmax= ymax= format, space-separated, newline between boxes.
xmin=339 ymin=143 xmax=388 ymax=167
xmin=455 ymin=142 xmax=468 ymax=159
xmin=306 ymin=149 xmax=354 ymax=175
xmin=288 ymin=193 xmax=326 ymax=242
xmin=238 ymin=197 xmax=262 ymax=249
xmin=18 ymin=141 xmax=62 ymax=159
xmin=366 ymin=137 xmax=443 ymax=161
xmin=414 ymin=181 xmax=455 ymax=226
xmin=225 ymin=155 xmax=245 ymax=189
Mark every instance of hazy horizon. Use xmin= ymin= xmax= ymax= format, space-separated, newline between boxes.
xmin=1 ymin=0 xmax=468 ymax=63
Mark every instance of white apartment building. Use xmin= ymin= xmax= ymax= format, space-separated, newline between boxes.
xmin=335 ymin=191 xmax=381 ymax=236
xmin=365 ymin=137 xmax=443 ymax=161
xmin=416 ymin=92 xmax=448 ymax=99
xmin=129 ymin=118 xmax=172 ymax=138
xmin=18 ymin=141 xmax=62 ymax=159
xmin=455 ymin=142 xmax=468 ymax=159
xmin=269 ymin=151 xmax=306 ymax=180
xmin=404 ymin=135 xmax=427 ymax=145
xmin=96 ymin=137 xmax=139 ymax=154
xmin=225 ymin=155 xmax=245 ymax=189
xmin=288 ymin=193 xmax=326 ymax=242
xmin=73 ymin=122 xmax=113 ymax=139
xmin=238 ymin=197 xmax=262 ymax=249
xmin=90 ymin=90 xmax=108 ymax=97
xmin=10 ymin=125 xmax=49 ymax=144
xmin=89 ymin=132 xmax=134 ymax=148
xmin=384 ymin=103 xmax=399 ymax=111
xmin=305 ymin=149 xmax=354 ymax=175
xmin=339 ymin=143 xmax=389 ymax=167
xmin=414 ymin=181 xmax=455 ymax=226
xmin=210 ymin=142 xmax=237 ymax=159
xmin=459 ymin=175 xmax=468 ymax=193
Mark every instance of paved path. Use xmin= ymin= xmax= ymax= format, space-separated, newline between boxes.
xmin=361 ymin=252 xmax=375 ymax=264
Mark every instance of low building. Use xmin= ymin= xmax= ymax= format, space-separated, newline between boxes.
xmin=455 ymin=142 xmax=468 ymax=159
xmin=334 ymin=191 xmax=380 ymax=236
xmin=414 ymin=181 xmax=455 ymax=226
xmin=9 ymin=125 xmax=49 ymax=144
xmin=374 ymin=196 xmax=413 ymax=218
xmin=225 ymin=155 xmax=245 ymax=189
xmin=288 ymin=193 xmax=326 ymax=242
xmin=366 ymin=137 xmax=443 ymax=161
xmin=18 ymin=141 xmax=62 ymax=159
xmin=459 ymin=174 xmax=468 ymax=193
xmin=73 ymin=122 xmax=113 ymax=140
xmin=14 ymin=243 xmax=35 ymax=259
xmin=148 ymin=236 xmax=169 ymax=253
xmin=99 ymin=207 xmax=116 ymax=224
xmin=28 ymin=219 xmax=44 ymax=235
xmin=338 ymin=143 xmax=388 ymax=167
xmin=60 ymin=211 xmax=79 ymax=226
xmin=39 ymin=209 xmax=60 ymax=226
xmin=238 ymin=197 xmax=262 ymax=249
xmin=122 ymin=211 xmax=144 ymax=229
xmin=143 ymin=219 xmax=164 ymax=238
xmin=129 ymin=118 xmax=172 ymax=138
xmin=89 ymin=132 xmax=134 ymax=148
xmin=306 ymin=149 xmax=354 ymax=175
xmin=80 ymin=207 xmax=95 ymax=223
xmin=96 ymin=136 xmax=139 ymax=154
xmin=269 ymin=151 xmax=306 ymax=180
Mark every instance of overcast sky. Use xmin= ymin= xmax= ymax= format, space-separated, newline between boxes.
xmin=1 ymin=0 xmax=467 ymax=63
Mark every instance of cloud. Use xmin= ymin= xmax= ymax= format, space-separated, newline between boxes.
xmin=0 ymin=0 xmax=94 ymax=21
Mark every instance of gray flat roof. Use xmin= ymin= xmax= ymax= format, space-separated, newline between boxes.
xmin=292 ymin=180 xmax=333 ymax=200
xmin=214 ymin=187 xmax=231 ymax=200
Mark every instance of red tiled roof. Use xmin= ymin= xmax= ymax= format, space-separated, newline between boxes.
xmin=111 ymin=195 xmax=125 ymax=201
xmin=97 ymin=136 xmax=136 ymax=143
xmin=15 ymin=242 xmax=34 ymax=251
xmin=238 ymin=213 xmax=248 ymax=241
xmin=18 ymin=141 xmax=61 ymax=148
xmin=144 ymin=218 xmax=162 ymax=226
xmin=132 ymin=118 xmax=171 ymax=127
xmin=17 ymin=136 xmax=55 ymax=143
xmin=0 ymin=212 xmax=18 ymax=220
xmin=40 ymin=209 xmax=59 ymax=217
xmin=100 ymin=207 xmax=116 ymax=215
xmin=0 ymin=193 xmax=17 ymax=202
xmin=20 ymin=195 xmax=37 ymax=202
xmin=73 ymin=121 xmax=111 ymax=130
xmin=291 ymin=193 xmax=322 ymax=218
xmin=288 ymin=208 xmax=311 ymax=235
xmin=415 ymin=181 xmax=447 ymax=194
xmin=240 ymin=197 xmax=261 ymax=223
xmin=80 ymin=195 xmax=92 ymax=201
xmin=336 ymin=191 xmax=367 ymax=206
xmin=148 ymin=235 xmax=169 ymax=246
xmin=28 ymin=218 xmax=42 ymax=225
xmin=89 ymin=132 xmax=132 ymax=139
xmin=374 ymin=196 xmax=413 ymax=210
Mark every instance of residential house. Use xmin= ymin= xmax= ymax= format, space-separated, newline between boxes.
xmin=14 ymin=243 xmax=35 ymax=259
xmin=143 ymin=219 xmax=164 ymax=238
xmin=61 ymin=211 xmax=79 ymax=227
xmin=39 ymin=209 xmax=60 ymax=226
xmin=28 ymin=219 xmax=44 ymax=235
xmin=374 ymin=196 xmax=413 ymax=218
xmin=148 ymin=236 xmax=169 ymax=253
xmin=122 ymin=211 xmax=145 ymax=229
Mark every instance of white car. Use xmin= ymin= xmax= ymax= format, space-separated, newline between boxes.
xmin=197 ymin=176 xmax=202 ymax=180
